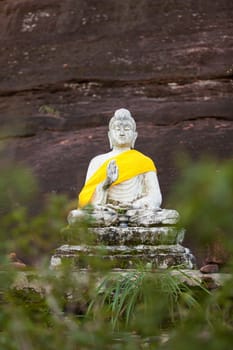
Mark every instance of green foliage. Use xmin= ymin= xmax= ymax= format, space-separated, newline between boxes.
xmin=0 ymin=164 xmax=36 ymax=211
xmin=39 ymin=105 xmax=60 ymax=117
xmin=0 ymin=161 xmax=70 ymax=262
xmin=0 ymin=193 xmax=68 ymax=263
xmin=0 ymin=158 xmax=232 ymax=349
xmin=61 ymin=215 xmax=94 ymax=245
xmin=88 ymin=270 xmax=208 ymax=331
xmin=171 ymin=158 xmax=233 ymax=248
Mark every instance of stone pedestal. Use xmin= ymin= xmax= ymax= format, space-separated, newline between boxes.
xmin=51 ymin=226 xmax=196 ymax=270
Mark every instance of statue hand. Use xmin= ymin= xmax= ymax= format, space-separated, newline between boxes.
xmin=107 ymin=160 xmax=119 ymax=182
xmin=103 ymin=160 xmax=119 ymax=190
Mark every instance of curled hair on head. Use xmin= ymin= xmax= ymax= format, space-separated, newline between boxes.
xmin=109 ymin=108 xmax=136 ymax=131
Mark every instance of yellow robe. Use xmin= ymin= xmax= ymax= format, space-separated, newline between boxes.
xmin=78 ymin=149 xmax=156 ymax=208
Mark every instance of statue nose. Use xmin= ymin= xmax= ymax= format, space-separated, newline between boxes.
xmin=120 ymin=127 xmax=125 ymax=135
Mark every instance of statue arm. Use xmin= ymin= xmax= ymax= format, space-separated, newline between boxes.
xmin=91 ymin=183 xmax=108 ymax=205
xmin=89 ymin=159 xmax=119 ymax=206
xmin=146 ymin=171 xmax=162 ymax=207
xmin=132 ymin=171 xmax=162 ymax=209
xmin=85 ymin=157 xmax=99 ymax=183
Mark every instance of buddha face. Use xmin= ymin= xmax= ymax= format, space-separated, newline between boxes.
xmin=108 ymin=119 xmax=137 ymax=149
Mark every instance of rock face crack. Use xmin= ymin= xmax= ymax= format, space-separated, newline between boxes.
xmin=0 ymin=76 xmax=232 ymax=97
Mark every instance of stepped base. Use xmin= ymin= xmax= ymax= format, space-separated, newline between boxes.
xmin=92 ymin=226 xmax=185 ymax=245
xmin=51 ymin=226 xmax=196 ymax=270
xmin=51 ymin=244 xmax=195 ymax=270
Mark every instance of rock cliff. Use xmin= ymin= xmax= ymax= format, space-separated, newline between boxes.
xmin=0 ymin=0 xmax=232 ymax=263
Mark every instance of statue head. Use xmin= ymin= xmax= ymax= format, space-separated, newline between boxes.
xmin=108 ymin=108 xmax=138 ymax=149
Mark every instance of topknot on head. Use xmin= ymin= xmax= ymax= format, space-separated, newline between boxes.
xmin=109 ymin=108 xmax=136 ymax=131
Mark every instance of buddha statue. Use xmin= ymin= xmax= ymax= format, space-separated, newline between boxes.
xmin=68 ymin=108 xmax=178 ymax=226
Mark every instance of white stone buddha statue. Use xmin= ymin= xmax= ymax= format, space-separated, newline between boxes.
xmin=68 ymin=108 xmax=178 ymax=226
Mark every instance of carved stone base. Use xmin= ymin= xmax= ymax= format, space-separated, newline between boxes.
xmin=92 ymin=226 xmax=185 ymax=245
xmin=68 ymin=208 xmax=180 ymax=227
xmin=51 ymin=243 xmax=195 ymax=269
xmin=51 ymin=226 xmax=196 ymax=270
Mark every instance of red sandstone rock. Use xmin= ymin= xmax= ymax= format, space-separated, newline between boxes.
xmin=8 ymin=252 xmax=27 ymax=269
xmin=0 ymin=0 xmax=232 ymax=266
xmin=200 ymin=264 xmax=219 ymax=274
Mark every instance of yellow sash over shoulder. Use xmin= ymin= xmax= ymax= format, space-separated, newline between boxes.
xmin=78 ymin=149 xmax=156 ymax=208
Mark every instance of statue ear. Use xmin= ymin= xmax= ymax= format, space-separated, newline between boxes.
xmin=108 ymin=131 xmax=113 ymax=149
xmin=131 ymin=131 xmax=138 ymax=149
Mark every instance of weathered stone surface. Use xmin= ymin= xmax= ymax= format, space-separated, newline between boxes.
xmin=200 ymin=264 xmax=219 ymax=274
xmin=72 ymin=208 xmax=180 ymax=227
xmin=128 ymin=209 xmax=179 ymax=226
xmin=51 ymin=225 xmax=194 ymax=270
xmin=12 ymin=270 xmax=232 ymax=296
xmin=55 ymin=244 xmax=187 ymax=255
xmin=52 ymin=243 xmax=195 ymax=269
xmin=0 ymin=0 xmax=232 ymax=265
xmin=91 ymin=226 xmax=185 ymax=245
xmin=170 ymin=270 xmax=231 ymax=290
